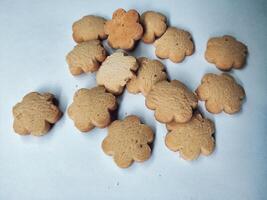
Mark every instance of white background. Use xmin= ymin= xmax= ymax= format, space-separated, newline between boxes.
xmin=0 ymin=0 xmax=267 ymax=199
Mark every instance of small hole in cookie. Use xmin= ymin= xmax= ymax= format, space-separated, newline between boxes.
xmin=135 ymin=140 xmax=138 ymax=143
xmin=139 ymin=144 xmax=143 ymax=148
xmin=176 ymin=43 xmax=179 ymax=46
xmin=121 ymin=24 xmax=124 ymax=27
xmin=154 ymin=74 xmax=157 ymax=78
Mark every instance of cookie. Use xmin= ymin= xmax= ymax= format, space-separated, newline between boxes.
xmin=165 ymin=112 xmax=215 ymax=161
xmin=66 ymin=40 xmax=107 ymax=76
xmin=196 ymin=73 xmax=245 ymax=114
xmin=141 ymin=11 xmax=167 ymax=43
xmin=126 ymin=57 xmax=167 ymax=96
xmin=72 ymin=15 xmax=107 ymax=43
xmin=96 ymin=51 xmax=138 ymax=94
xmin=205 ymin=35 xmax=248 ymax=70
xmin=154 ymin=27 xmax=194 ymax=63
xmin=145 ymin=80 xmax=198 ymax=123
xmin=104 ymin=8 xmax=143 ymax=50
xmin=68 ymin=86 xmax=117 ymax=132
xmin=102 ymin=115 xmax=154 ymax=168
xmin=12 ymin=92 xmax=62 ymax=136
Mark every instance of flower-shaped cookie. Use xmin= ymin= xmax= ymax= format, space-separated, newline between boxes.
xmin=141 ymin=11 xmax=167 ymax=43
xmin=96 ymin=51 xmax=139 ymax=94
xmin=127 ymin=57 xmax=167 ymax=96
xmin=165 ymin=112 xmax=215 ymax=160
xmin=205 ymin=35 xmax=248 ymax=70
xmin=66 ymin=40 xmax=107 ymax=76
xmin=104 ymin=8 xmax=143 ymax=50
xmin=102 ymin=115 xmax=154 ymax=168
xmin=146 ymin=80 xmax=198 ymax=123
xmin=72 ymin=15 xmax=107 ymax=43
xmin=154 ymin=27 xmax=194 ymax=63
xmin=12 ymin=92 xmax=62 ymax=136
xmin=196 ymin=73 xmax=245 ymax=114
xmin=68 ymin=86 xmax=117 ymax=132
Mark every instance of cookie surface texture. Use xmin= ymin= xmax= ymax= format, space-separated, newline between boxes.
xmin=141 ymin=11 xmax=167 ymax=43
xmin=154 ymin=27 xmax=194 ymax=63
xmin=104 ymin=8 xmax=143 ymax=50
xmin=66 ymin=40 xmax=107 ymax=76
xmin=12 ymin=92 xmax=62 ymax=136
xmin=96 ymin=51 xmax=138 ymax=94
xmin=68 ymin=86 xmax=117 ymax=132
xmin=102 ymin=115 xmax=154 ymax=168
xmin=72 ymin=15 xmax=107 ymax=43
xmin=196 ymin=73 xmax=245 ymax=114
xmin=126 ymin=57 xmax=167 ymax=96
xmin=165 ymin=112 xmax=215 ymax=160
xmin=145 ymin=80 xmax=198 ymax=123
xmin=205 ymin=35 xmax=248 ymax=70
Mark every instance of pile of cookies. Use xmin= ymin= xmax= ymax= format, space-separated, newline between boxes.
xmin=12 ymin=9 xmax=247 ymax=168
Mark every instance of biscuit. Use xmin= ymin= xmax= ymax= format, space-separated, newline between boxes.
xmin=72 ymin=15 xmax=107 ymax=43
xmin=196 ymin=73 xmax=245 ymax=114
xmin=126 ymin=57 xmax=167 ymax=96
xmin=66 ymin=40 xmax=107 ymax=76
xmin=12 ymin=92 xmax=62 ymax=136
xmin=154 ymin=27 xmax=194 ymax=63
xmin=141 ymin=11 xmax=167 ymax=43
xmin=205 ymin=35 xmax=248 ymax=70
xmin=102 ymin=115 xmax=154 ymax=168
xmin=96 ymin=51 xmax=138 ymax=94
xmin=104 ymin=8 xmax=143 ymax=50
xmin=145 ymin=80 xmax=198 ymax=123
xmin=165 ymin=112 xmax=215 ymax=160
xmin=68 ymin=86 xmax=117 ymax=132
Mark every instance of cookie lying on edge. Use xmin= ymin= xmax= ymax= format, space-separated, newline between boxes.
xmin=196 ymin=73 xmax=245 ymax=114
xmin=205 ymin=35 xmax=248 ymax=70
xmin=165 ymin=112 xmax=215 ymax=161
xmin=154 ymin=27 xmax=194 ymax=63
xmin=72 ymin=15 xmax=107 ymax=43
xmin=68 ymin=86 xmax=117 ymax=132
xmin=102 ymin=115 xmax=154 ymax=168
xmin=141 ymin=11 xmax=167 ymax=44
xmin=145 ymin=80 xmax=198 ymax=123
xmin=96 ymin=51 xmax=139 ymax=95
xmin=104 ymin=8 xmax=143 ymax=50
xmin=12 ymin=92 xmax=62 ymax=136
xmin=66 ymin=40 xmax=107 ymax=76
xmin=127 ymin=57 xmax=167 ymax=96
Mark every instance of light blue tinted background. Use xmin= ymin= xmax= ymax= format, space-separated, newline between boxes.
xmin=0 ymin=0 xmax=267 ymax=199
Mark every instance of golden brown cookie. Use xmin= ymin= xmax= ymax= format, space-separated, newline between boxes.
xmin=72 ymin=15 xmax=107 ymax=43
xmin=104 ymin=8 xmax=143 ymax=50
xmin=96 ymin=51 xmax=138 ymax=94
xmin=165 ymin=112 xmax=215 ymax=161
xmin=126 ymin=57 xmax=167 ymax=96
xmin=12 ymin=92 xmax=62 ymax=136
xmin=66 ymin=40 xmax=107 ymax=76
xmin=141 ymin=11 xmax=167 ymax=44
xmin=102 ymin=115 xmax=154 ymax=168
xmin=145 ymin=80 xmax=198 ymax=123
xmin=205 ymin=35 xmax=248 ymax=70
xmin=196 ymin=73 xmax=245 ymax=114
xmin=68 ymin=86 xmax=117 ymax=132
xmin=154 ymin=27 xmax=194 ymax=63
